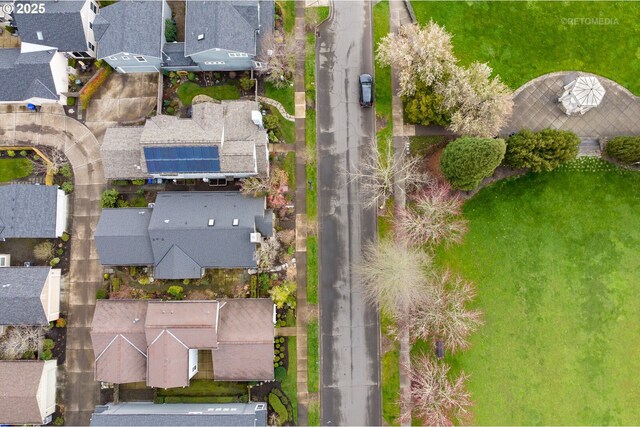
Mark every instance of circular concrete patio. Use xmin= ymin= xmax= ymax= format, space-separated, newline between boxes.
xmin=501 ymin=71 xmax=640 ymax=138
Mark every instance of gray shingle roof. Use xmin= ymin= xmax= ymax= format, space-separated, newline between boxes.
xmin=185 ymin=0 xmax=260 ymax=56
xmin=95 ymin=192 xmax=271 ymax=278
xmin=0 ymin=49 xmax=58 ymax=102
xmin=162 ymin=42 xmax=197 ymax=68
xmin=95 ymin=0 xmax=164 ymax=58
xmin=91 ymin=402 xmax=267 ymax=426
xmin=0 ymin=267 xmax=51 ymax=326
xmin=13 ymin=0 xmax=87 ymax=52
xmin=101 ymin=101 xmax=269 ymax=179
xmin=0 ymin=184 xmax=59 ymax=239
xmin=94 ymin=208 xmax=154 ymax=266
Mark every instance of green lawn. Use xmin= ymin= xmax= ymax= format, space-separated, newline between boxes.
xmin=0 ymin=158 xmax=34 ymax=182
xmin=268 ymin=106 xmax=295 ymax=144
xmin=308 ymin=400 xmax=320 ymax=426
xmin=437 ymin=158 xmax=640 ymax=425
xmin=411 ymin=1 xmax=640 ymax=94
xmin=282 ymin=151 xmax=296 ymax=189
xmin=177 ymin=83 xmax=240 ymax=106
xmin=307 ymin=321 xmax=319 ymax=393
xmin=373 ymin=0 xmax=392 ymax=120
xmin=307 ymin=236 xmax=318 ymax=304
xmin=282 ymin=337 xmax=298 ymax=422
xmin=277 ymin=0 xmax=296 ymax=35
xmin=156 ymin=379 xmax=248 ymax=403
xmin=381 ymin=313 xmax=400 ymax=426
xmin=265 ymin=82 xmax=295 ymax=116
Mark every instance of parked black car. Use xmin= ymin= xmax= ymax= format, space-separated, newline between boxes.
xmin=359 ymin=74 xmax=373 ymax=107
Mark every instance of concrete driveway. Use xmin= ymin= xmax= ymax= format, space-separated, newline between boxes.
xmin=0 ymin=104 xmax=106 ymax=426
xmin=85 ymin=72 xmax=159 ymax=142
xmin=316 ymin=1 xmax=382 ymax=425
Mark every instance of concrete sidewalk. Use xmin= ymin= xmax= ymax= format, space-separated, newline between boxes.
xmin=0 ymin=105 xmax=106 ymax=426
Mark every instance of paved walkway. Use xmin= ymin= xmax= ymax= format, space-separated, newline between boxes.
xmin=389 ymin=1 xmax=414 ymax=425
xmin=84 ymin=73 xmax=159 ymax=142
xmin=257 ymin=96 xmax=296 ymax=122
xmin=503 ymin=71 xmax=640 ymax=138
xmin=294 ymin=1 xmax=310 ymax=425
xmin=0 ymin=104 xmax=106 ymax=426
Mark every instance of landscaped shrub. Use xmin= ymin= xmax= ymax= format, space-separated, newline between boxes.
xmin=117 ymin=199 xmax=130 ymax=208
xmin=240 ymin=77 xmax=255 ymax=92
xmin=68 ymin=57 xmax=77 ymax=67
xmin=264 ymin=114 xmax=279 ymax=131
xmin=504 ymin=129 xmax=580 ymax=172
xmin=100 ymin=188 xmax=120 ymax=208
xmin=268 ymin=392 xmax=289 ymax=423
xmin=59 ymin=164 xmax=72 ymax=178
xmin=79 ymin=65 xmax=113 ymax=109
xmin=53 ymin=417 xmax=64 ymax=426
xmin=605 ymin=136 xmax=640 ymax=164
xmin=67 ymin=97 xmax=76 ymax=106
xmin=138 ymin=276 xmax=151 ymax=286
xmin=43 ymin=338 xmax=55 ymax=351
xmin=56 ymin=318 xmax=66 ymax=328
xmin=403 ymin=86 xmax=449 ymax=127
xmin=111 ymin=277 xmax=121 ymax=292
xmin=96 ymin=288 xmax=108 ymax=299
xmin=165 ymin=19 xmax=177 ymax=42
xmin=33 ymin=241 xmax=55 ymax=261
xmin=49 ymin=257 xmax=60 ymax=267
xmin=61 ymin=181 xmax=74 ymax=194
xmin=275 ymin=366 xmax=287 ymax=382
xmin=188 ymin=72 xmax=196 ymax=81
xmin=441 ymin=137 xmax=506 ymax=190
xmin=166 ymin=106 xmax=175 ymax=115
xmin=269 ymin=280 xmax=296 ymax=309
xmin=56 ymin=248 xmax=63 ymax=256
xmin=61 ymin=232 xmax=70 ymax=242
xmin=168 ymin=285 xmax=184 ymax=300
xmin=20 ymin=150 xmax=27 ymax=157
xmin=40 ymin=349 xmax=53 ymax=360
xmin=7 ymin=150 xmax=15 ymax=157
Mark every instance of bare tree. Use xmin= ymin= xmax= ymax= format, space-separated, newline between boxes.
xmin=396 ymin=181 xmax=467 ymax=248
xmin=407 ymin=353 xmax=472 ymax=426
xmin=257 ymin=30 xmax=298 ymax=89
xmin=357 ymin=239 xmax=432 ymax=317
xmin=377 ymin=22 xmax=457 ymax=97
xmin=438 ymin=62 xmax=513 ymax=137
xmin=351 ymin=136 xmax=432 ymax=210
xmin=241 ymin=176 xmax=271 ymax=197
xmin=32 ymin=149 xmax=69 ymax=175
xmin=254 ymin=236 xmax=281 ymax=272
xmin=0 ymin=326 xmax=42 ymax=359
xmin=411 ymin=270 xmax=483 ymax=353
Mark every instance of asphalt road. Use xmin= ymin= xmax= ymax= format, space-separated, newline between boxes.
xmin=317 ymin=1 xmax=381 ymax=425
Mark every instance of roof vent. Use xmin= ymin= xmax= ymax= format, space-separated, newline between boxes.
xmin=2 ymin=284 xmax=11 ymax=288
xmin=232 ymin=219 xmax=239 ymax=226
xmin=208 ymin=219 xmax=215 ymax=227
xmin=138 ymin=211 xmax=146 ymax=215
xmin=164 ymin=219 xmax=170 ymax=224
xmin=133 ymin=318 xmax=140 ymax=323
xmin=197 ymin=33 xmax=205 ymax=41
xmin=37 ymin=31 xmax=43 ymax=41
xmin=250 ymin=232 xmax=262 ymax=243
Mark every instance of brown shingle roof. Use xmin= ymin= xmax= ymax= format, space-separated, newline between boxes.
xmin=0 ymin=361 xmax=46 ymax=424
xmin=213 ymin=299 xmax=275 ymax=380
xmin=90 ymin=299 xmax=274 ymax=387
xmin=91 ymin=300 xmax=148 ymax=384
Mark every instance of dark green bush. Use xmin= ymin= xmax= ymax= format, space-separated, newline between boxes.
xmin=132 ymin=179 xmax=146 ymax=185
xmin=66 ymin=97 xmax=76 ymax=106
xmin=268 ymin=392 xmax=289 ymax=423
xmin=20 ymin=150 xmax=28 ymax=157
xmin=96 ymin=288 xmax=108 ymax=299
xmin=53 ymin=417 xmax=64 ymax=426
xmin=504 ymin=128 xmax=580 ymax=172
xmin=403 ymin=86 xmax=450 ymax=127
xmin=440 ymin=137 xmax=506 ymax=190
xmin=275 ymin=366 xmax=287 ymax=382
xmin=165 ymin=19 xmax=178 ymax=42
xmin=239 ymin=77 xmax=255 ymax=92
xmin=40 ymin=349 xmax=53 ymax=360
xmin=188 ymin=72 xmax=196 ymax=81
xmin=166 ymin=106 xmax=175 ymax=115
xmin=58 ymin=164 xmax=72 ymax=178
xmin=61 ymin=182 xmax=74 ymax=194
xmin=605 ymin=136 xmax=640 ymax=164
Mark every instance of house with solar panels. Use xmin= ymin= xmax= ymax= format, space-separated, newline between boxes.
xmin=101 ymin=100 xmax=268 ymax=183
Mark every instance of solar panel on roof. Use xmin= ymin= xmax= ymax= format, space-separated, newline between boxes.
xmin=143 ymin=146 xmax=220 ymax=173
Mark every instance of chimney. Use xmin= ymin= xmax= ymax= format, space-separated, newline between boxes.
xmin=252 ymin=110 xmax=263 ymax=129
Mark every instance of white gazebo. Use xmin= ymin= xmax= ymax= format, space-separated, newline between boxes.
xmin=558 ymin=76 xmax=606 ymax=116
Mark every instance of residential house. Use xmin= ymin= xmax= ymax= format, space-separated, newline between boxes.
xmin=0 ymin=184 xmax=68 ymax=239
xmin=90 ymin=402 xmax=268 ymax=426
xmin=0 ymin=267 xmax=61 ymax=335
xmin=93 ymin=0 xmax=170 ymax=73
xmin=0 ymin=49 xmax=68 ymax=104
xmin=91 ymin=299 xmax=275 ymax=388
xmin=94 ymin=192 xmax=273 ymax=279
xmin=101 ymin=100 xmax=268 ymax=181
xmin=12 ymin=0 xmax=99 ymax=58
xmin=0 ymin=360 xmax=58 ymax=425
xmin=163 ymin=0 xmax=274 ymax=72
